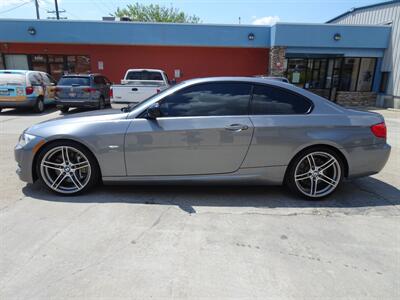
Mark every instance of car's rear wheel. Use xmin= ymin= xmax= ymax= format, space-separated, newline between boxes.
xmin=286 ymin=147 xmax=344 ymax=200
xmin=34 ymin=97 xmax=45 ymax=113
xmin=36 ymin=141 xmax=100 ymax=195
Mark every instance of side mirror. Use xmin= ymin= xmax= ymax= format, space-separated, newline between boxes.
xmin=146 ymin=103 xmax=162 ymax=119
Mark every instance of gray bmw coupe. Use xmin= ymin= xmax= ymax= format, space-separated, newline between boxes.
xmin=15 ymin=77 xmax=390 ymax=199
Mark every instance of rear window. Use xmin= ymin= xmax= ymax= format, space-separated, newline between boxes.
xmin=251 ymin=84 xmax=313 ymax=115
xmin=58 ymin=76 xmax=90 ymax=86
xmin=0 ymin=74 xmax=26 ymax=86
xmin=126 ymin=71 xmax=163 ymax=81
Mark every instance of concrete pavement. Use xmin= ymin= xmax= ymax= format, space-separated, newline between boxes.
xmin=0 ymin=106 xmax=399 ymax=299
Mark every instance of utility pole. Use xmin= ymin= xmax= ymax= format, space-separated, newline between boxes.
xmin=54 ymin=0 xmax=60 ymax=20
xmin=47 ymin=0 xmax=66 ymax=20
xmin=34 ymin=0 xmax=40 ymax=19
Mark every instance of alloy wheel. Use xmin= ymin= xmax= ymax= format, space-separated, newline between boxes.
xmin=294 ymin=151 xmax=341 ymax=198
xmin=40 ymin=146 xmax=91 ymax=194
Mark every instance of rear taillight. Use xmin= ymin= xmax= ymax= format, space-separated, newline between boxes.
xmin=370 ymin=122 xmax=387 ymax=138
xmin=25 ymin=86 xmax=34 ymax=95
xmin=83 ymin=87 xmax=96 ymax=93
xmin=109 ymin=87 xmax=113 ymax=98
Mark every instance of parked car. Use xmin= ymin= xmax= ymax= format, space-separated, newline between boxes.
xmin=0 ymin=70 xmax=56 ymax=113
xmin=55 ymin=74 xmax=111 ymax=113
xmin=15 ymin=77 xmax=390 ymax=198
xmin=110 ymin=69 xmax=170 ymax=104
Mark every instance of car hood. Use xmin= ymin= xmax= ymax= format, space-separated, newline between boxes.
xmin=26 ymin=109 xmax=128 ymax=136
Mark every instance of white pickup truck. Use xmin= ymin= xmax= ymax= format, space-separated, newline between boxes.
xmin=110 ymin=69 xmax=170 ymax=104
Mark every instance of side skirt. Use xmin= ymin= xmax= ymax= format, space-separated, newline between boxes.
xmin=102 ymin=165 xmax=287 ymax=186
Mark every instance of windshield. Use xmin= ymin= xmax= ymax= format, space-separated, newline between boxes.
xmin=0 ymin=74 xmax=25 ymax=86
xmin=126 ymin=71 xmax=163 ymax=81
xmin=58 ymin=76 xmax=90 ymax=86
xmin=124 ymin=81 xmax=186 ymax=112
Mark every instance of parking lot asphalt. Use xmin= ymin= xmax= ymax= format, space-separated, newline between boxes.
xmin=0 ymin=105 xmax=399 ymax=299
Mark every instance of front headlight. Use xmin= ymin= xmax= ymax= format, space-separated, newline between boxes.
xmin=18 ymin=133 xmax=37 ymax=147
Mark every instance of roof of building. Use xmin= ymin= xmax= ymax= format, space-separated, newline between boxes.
xmin=0 ymin=18 xmax=391 ymax=51
xmin=327 ymin=0 xmax=400 ymax=23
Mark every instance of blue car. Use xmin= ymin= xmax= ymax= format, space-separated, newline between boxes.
xmin=0 ymin=70 xmax=56 ymax=113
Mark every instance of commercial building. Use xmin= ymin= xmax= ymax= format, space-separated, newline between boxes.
xmin=327 ymin=0 xmax=400 ymax=108
xmin=0 ymin=16 xmax=392 ymax=106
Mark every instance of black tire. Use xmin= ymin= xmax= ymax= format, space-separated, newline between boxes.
xmin=34 ymin=97 xmax=45 ymax=113
xmin=285 ymin=147 xmax=344 ymax=200
xmin=60 ymin=107 xmax=69 ymax=113
xmin=98 ymin=96 xmax=105 ymax=110
xmin=0 ymin=108 xmax=2 ymax=113
xmin=36 ymin=140 xmax=101 ymax=196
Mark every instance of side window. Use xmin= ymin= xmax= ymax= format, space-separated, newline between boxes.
xmin=28 ymin=72 xmax=42 ymax=86
xmin=104 ymin=77 xmax=111 ymax=85
xmin=159 ymin=82 xmax=252 ymax=117
xmin=46 ymin=74 xmax=57 ymax=85
xmin=251 ymin=85 xmax=312 ymax=115
xmin=41 ymin=73 xmax=51 ymax=85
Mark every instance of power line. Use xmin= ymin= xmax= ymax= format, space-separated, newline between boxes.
xmin=0 ymin=0 xmax=33 ymax=15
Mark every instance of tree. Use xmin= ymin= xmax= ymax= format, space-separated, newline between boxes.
xmin=113 ymin=3 xmax=200 ymax=23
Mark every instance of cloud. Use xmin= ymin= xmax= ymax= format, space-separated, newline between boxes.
xmin=252 ymin=16 xmax=280 ymax=25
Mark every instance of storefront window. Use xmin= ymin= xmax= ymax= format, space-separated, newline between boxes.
xmin=31 ymin=55 xmax=48 ymax=72
xmin=286 ymin=58 xmax=307 ymax=87
xmin=286 ymin=57 xmax=376 ymax=93
xmin=357 ymin=58 xmax=376 ymax=92
xmin=339 ymin=58 xmax=360 ymax=92
xmin=66 ymin=55 xmax=91 ymax=74
xmin=0 ymin=54 xmax=4 ymax=69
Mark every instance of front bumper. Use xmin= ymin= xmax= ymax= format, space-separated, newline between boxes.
xmin=346 ymin=142 xmax=391 ymax=178
xmin=14 ymin=136 xmax=46 ymax=183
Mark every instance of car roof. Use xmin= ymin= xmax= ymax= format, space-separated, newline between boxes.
xmin=0 ymin=70 xmax=30 ymax=75
xmin=181 ymin=76 xmax=293 ymax=89
xmin=126 ymin=69 xmax=164 ymax=72
xmin=61 ymin=73 xmax=101 ymax=77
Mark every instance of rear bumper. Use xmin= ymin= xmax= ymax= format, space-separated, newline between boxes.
xmin=0 ymin=100 xmax=35 ymax=108
xmin=346 ymin=142 xmax=391 ymax=178
xmin=56 ymin=99 xmax=99 ymax=108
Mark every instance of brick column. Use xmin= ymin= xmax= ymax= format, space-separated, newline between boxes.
xmin=269 ymin=46 xmax=286 ymax=76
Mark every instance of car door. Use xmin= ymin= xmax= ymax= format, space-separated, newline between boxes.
xmin=241 ymin=84 xmax=314 ymax=168
xmin=42 ymin=73 xmax=56 ymax=101
xmin=124 ymin=82 xmax=254 ymax=176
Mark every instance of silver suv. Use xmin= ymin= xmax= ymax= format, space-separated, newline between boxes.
xmin=55 ymin=74 xmax=112 ymax=113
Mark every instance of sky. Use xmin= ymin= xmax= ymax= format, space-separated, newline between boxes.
xmin=0 ymin=0 xmax=387 ymax=25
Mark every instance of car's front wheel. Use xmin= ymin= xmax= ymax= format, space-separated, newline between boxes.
xmin=36 ymin=141 xmax=100 ymax=195
xmin=286 ymin=147 xmax=344 ymax=199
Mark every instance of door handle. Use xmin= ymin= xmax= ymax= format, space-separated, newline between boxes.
xmin=224 ymin=124 xmax=249 ymax=131
xmin=131 ymin=88 xmax=138 ymax=91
